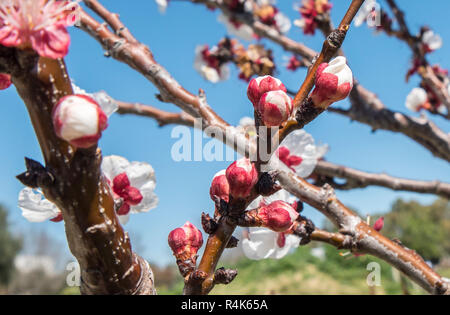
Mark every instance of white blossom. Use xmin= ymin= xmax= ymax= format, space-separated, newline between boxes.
xmin=17 ymin=156 xmax=158 ymax=225
xmin=155 ymin=0 xmax=168 ymax=13
xmin=422 ymin=30 xmax=443 ymax=51
xmin=193 ymin=45 xmax=230 ymax=83
xmin=242 ymin=227 xmax=299 ymax=260
xmin=354 ymin=0 xmax=379 ymax=27
xmin=18 ymin=188 xmax=61 ymax=222
xmin=269 ymin=130 xmax=328 ymax=177
xmin=217 ymin=14 xmax=255 ymax=41
xmin=102 ymin=155 xmax=159 ymax=224
xmin=405 ymin=87 xmax=427 ymax=112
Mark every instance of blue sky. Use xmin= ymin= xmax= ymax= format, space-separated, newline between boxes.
xmin=0 ymin=1 xmax=449 ymax=266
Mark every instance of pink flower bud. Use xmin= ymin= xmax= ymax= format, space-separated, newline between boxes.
xmin=0 ymin=73 xmax=12 ymax=90
xmin=247 ymin=75 xmax=287 ymax=106
xmin=258 ymin=200 xmax=298 ymax=232
xmin=226 ymin=158 xmax=258 ymax=199
xmin=210 ymin=170 xmax=230 ymax=202
xmin=257 ymin=90 xmax=293 ymax=127
xmin=168 ymin=222 xmax=203 ymax=261
xmin=52 ymin=94 xmax=108 ymax=149
xmin=311 ymin=56 xmax=353 ymax=108
xmin=373 ymin=217 xmax=384 ymax=232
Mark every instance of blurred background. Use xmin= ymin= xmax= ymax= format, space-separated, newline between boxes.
xmin=0 ymin=1 xmax=449 ymax=294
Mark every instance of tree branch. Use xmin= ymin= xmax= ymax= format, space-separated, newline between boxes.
xmin=3 ymin=47 xmax=154 ymax=294
xmin=277 ymin=171 xmax=449 ymax=295
xmin=191 ymin=0 xmax=450 ymax=162
xmin=314 ymin=160 xmax=450 ymax=198
xmin=114 ymin=95 xmax=450 ymax=199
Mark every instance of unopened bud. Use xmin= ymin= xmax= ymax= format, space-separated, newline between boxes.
xmin=310 ymin=56 xmax=353 ymax=108
xmin=168 ymin=222 xmax=203 ymax=261
xmin=210 ymin=170 xmax=230 ymax=202
xmin=258 ymin=200 xmax=298 ymax=232
xmin=226 ymin=158 xmax=258 ymax=199
xmin=256 ymin=90 xmax=293 ymax=126
xmin=247 ymin=75 xmax=287 ymax=106
xmin=52 ymin=94 xmax=108 ymax=148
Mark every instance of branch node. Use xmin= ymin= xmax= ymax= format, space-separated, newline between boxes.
xmin=16 ymin=157 xmax=54 ymax=189
xmin=213 ymin=267 xmax=238 ymax=285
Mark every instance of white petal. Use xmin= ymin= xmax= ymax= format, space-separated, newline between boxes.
xmin=263 ymin=189 xmax=296 ymax=205
xmin=405 ymin=87 xmax=427 ymax=112
xmin=239 ymin=117 xmax=255 ymax=127
xmin=242 ymin=228 xmax=278 ymax=260
xmin=155 ymin=0 xmax=168 ymax=13
xmin=118 ymin=213 xmax=130 ymax=225
xmin=423 ymin=30 xmax=443 ymax=51
xmin=18 ymin=188 xmax=60 ymax=223
xmin=101 ymin=155 xmax=130 ymax=180
xmin=218 ymin=14 xmax=255 ymax=41
xmin=271 ymin=234 xmax=300 ymax=259
xmin=269 ymin=129 xmax=326 ymax=178
xmin=92 ymin=91 xmax=118 ymax=117
xmin=274 ymin=13 xmax=291 ymax=34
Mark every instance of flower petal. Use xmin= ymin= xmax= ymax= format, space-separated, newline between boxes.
xmin=18 ymin=188 xmax=60 ymax=223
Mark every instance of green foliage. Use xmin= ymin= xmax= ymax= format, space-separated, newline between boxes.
xmin=382 ymin=198 xmax=450 ymax=264
xmin=156 ymin=245 xmax=435 ymax=295
xmin=0 ymin=205 xmax=22 ymax=285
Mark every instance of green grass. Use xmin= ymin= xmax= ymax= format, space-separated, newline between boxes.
xmin=157 ymin=246 xmax=437 ymax=295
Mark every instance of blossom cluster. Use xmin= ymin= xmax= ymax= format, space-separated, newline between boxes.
xmin=18 ymin=155 xmax=158 ymax=225
xmin=218 ymin=0 xmax=291 ymax=41
xmin=294 ymin=0 xmax=333 ymax=35
xmin=0 ymin=0 xmax=80 ymax=59
xmin=194 ymin=38 xmax=275 ymax=83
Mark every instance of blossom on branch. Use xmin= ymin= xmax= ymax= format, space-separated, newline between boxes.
xmin=421 ymin=29 xmax=443 ymax=53
xmin=269 ymin=130 xmax=328 ymax=178
xmin=255 ymin=3 xmax=291 ymax=35
xmin=52 ymin=94 xmax=108 ymax=149
xmin=218 ymin=14 xmax=255 ymax=41
xmin=17 ymin=155 xmax=158 ymax=225
xmin=354 ymin=0 xmax=380 ymax=28
xmin=194 ymin=44 xmax=231 ymax=83
xmin=405 ymin=87 xmax=429 ymax=112
xmin=294 ymin=0 xmax=332 ymax=35
xmin=242 ymin=227 xmax=299 ymax=260
xmin=310 ymin=56 xmax=353 ymax=108
xmin=102 ymin=155 xmax=158 ymax=225
xmin=18 ymin=188 xmax=62 ymax=223
xmin=235 ymin=44 xmax=275 ymax=81
xmin=0 ymin=0 xmax=80 ymax=59
xmin=243 ymin=190 xmax=301 ymax=260
xmin=0 ymin=73 xmax=11 ymax=89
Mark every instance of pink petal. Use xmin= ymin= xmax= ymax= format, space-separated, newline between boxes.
xmin=30 ymin=24 xmax=70 ymax=59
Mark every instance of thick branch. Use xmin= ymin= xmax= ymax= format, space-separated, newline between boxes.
xmin=4 ymin=47 xmax=154 ymax=295
xmin=314 ymin=160 xmax=450 ymax=198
